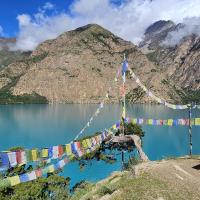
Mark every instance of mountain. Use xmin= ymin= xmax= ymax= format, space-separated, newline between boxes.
xmin=0 ymin=24 xmax=195 ymax=104
xmin=0 ymin=37 xmax=31 ymax=68
xmin=139 ymin=20 xmax=200 ymax=103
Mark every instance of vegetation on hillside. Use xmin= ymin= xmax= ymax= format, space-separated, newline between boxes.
xmin=0 ymin=51 xmax=31 ymax=69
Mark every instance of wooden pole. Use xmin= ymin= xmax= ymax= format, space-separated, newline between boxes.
xmin=121 ymin=151 xmax=124 ymax=170
xmin=189 ymin=106 xmax=192 ymax=157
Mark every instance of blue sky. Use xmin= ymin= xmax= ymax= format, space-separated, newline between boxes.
xmin=1 ymin=0 xmax=200 ymax=51
xmin=0 ymin=0 xmax=124 ymax=37
xmin=0 ymin=0 xmax=75 ymax=37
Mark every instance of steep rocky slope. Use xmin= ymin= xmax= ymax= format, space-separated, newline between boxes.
xmin=140 ymin=20 xmax=200 ymax=103
xmin=0 ymin=24 xmax=188 ymax=104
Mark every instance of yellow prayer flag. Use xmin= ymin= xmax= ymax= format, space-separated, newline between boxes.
xmin=65 ymin=144 xmax=72 ymax=155
xmin=48 ymin=165 xmax=54 ymax=173
xmin=132 ymin=119 xmax=137 ymax=124
xmin=82 ymin=140 xmax=88 ymax=149
xmin=167 ymin=119 xmax=173 ymax=126
xmin=41 ymin=149 xmax=48 ymax=158
xmin=86 ymin=139 xmax=92 ymax=148
xmin=9 ymin=176 xmax=20 ymax=186
xmin=195 ymin=118 xmax=200 ymax=125
xmin=32 ymin=149 xmax=38 ymax=161
xmin=112 ymin=124 xmax=117 ymax=130
xmin=148 ymin=119 xmax=153 ymax=125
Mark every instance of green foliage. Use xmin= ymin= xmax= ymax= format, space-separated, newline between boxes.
xmin=70 ymin=181 xmax=94 ymax=200
xmin=97 ymin=185 xmax=113 ymax=196
xmin=8 ymin=147 xmax=24 ymax=151
xmin=0 ymin=174 xmax=70 ymax=200
xmin=126 ymin=87 xmax=146 ymax=103
xmin=126 ymin=157 xmax=140 ymax=170
xmin=23 ymin=52 xmax=48 ymax=65
xmin=116 ymin=122 xmax=145 ymax=138
xmin=0 ymin=91 xmax=48 ymax=104
xmin=175 ymin=88 xmax=200 ymax=104
xmin=146 ymin=51 xmax=158 ymax=63
xmin=72 ymin=180 xmax=90 ymax=193
xmin=161 ymin=79 xmax=169 ymax=85
xmin=150 ymin=68 xmax=157 ymax=72
xmin=0 ymin=50 xmax=31 ymax=68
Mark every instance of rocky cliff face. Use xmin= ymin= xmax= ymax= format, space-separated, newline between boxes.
xmin=0 ymin=24 xmax=194 ymax=104
xmin=140 ymin=20 xmax=200 ymax=103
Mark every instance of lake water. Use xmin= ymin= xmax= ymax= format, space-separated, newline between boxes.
xmin=0 ymin=104 xmax=200 ymax=187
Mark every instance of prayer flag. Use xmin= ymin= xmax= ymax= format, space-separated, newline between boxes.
xmin=35 ymin=169 xmax=42 ymax=177
xmin=9 ymin=176 xmax=20 ymax=186
xmin=41 ymin=149 xmax=48 ymax=158
xmin=52 ymin=146 xmax=59 ymax=159
xmin=65 ymin=144 xmax=72 ymax=155
xmin=122 ymin=60 xmax=128 ymax=76
xmin=19 ymin=173 xmax=29 ymax=183
xmin=58 ymin=146 xmax=64 ymax=158
xmin=8 ymin=152 xmax=17 ymax=167
xmin=31 ymin=149 xmax=38 ymax=161
xmin=0 ymin=152 xmax=9 ymax=171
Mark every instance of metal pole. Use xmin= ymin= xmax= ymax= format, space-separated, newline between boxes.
xmin=189 ymin=106 xmax=192 ymax=157
xmin=121 ymin=54 xmax=126 ymax=170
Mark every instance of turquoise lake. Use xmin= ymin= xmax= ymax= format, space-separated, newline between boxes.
xmin=0 ymin=104 xmax=200 ymax=187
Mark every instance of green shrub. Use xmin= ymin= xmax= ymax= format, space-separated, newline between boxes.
xmin=151 ymin=68 xmax=157 ymax=72
xmin=97 ymin=185 xmax=113 ymax=196
xmin=161 ymin=79 xmax=168 ymax=85
xmin=146 ymin=52 xmax=157 ymax=62
xmin=0 ymin=91 xmax=48 ymax=104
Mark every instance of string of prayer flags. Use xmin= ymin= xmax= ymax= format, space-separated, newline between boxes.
xmin=0 ymin=157 xmax=69 ymax=188
xmin=75 ymin=66 xmax=122 ymax=140
xmin=0 ymin=131 xmax=110 ymax=188
xmin=125 ymin=117 xmax=200 ymax=126
xmin=128 ymin=67 xmax=198 ymax=110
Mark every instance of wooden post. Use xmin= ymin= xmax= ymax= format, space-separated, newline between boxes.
xmin=121 ymin=151 xmax=124 ymax=170
xmin=189 ymin=106 xmax=192 ymax=157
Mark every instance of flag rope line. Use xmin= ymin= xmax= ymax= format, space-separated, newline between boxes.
xmin=74 ymin=66 xmax=121 ymax=140
xmin=0 ymin=132 xmax=112 ymax=188
xmin=128 ymin=67 xmax=200 ymax=110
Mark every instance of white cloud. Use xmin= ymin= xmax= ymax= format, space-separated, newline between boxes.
xmin=43 ymin=2 xmax=54 ymax=10
xmin=17 ymin=14 xmax=31 ymax=27
xmin=12 ymin=0 xmax=200 ymax=51
xmin=163 ymin=17 xmax=200 ymax=46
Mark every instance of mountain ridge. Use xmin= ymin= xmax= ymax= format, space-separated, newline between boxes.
xmin=0 ymin=23 xmax=198 ymax=104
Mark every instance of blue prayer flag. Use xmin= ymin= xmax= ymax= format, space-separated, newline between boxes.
xmin=0 ymin=153 xmax=9 ymax=171
xmin=122 ymin=60 xmax=128 ymax=76
xmin=48 ymin=147 xmax=53 ymax=158
xmin=19 ymin=174 xmax=29 ymax=183
xmin=71 ymin=143 xmax=76 ymax=154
